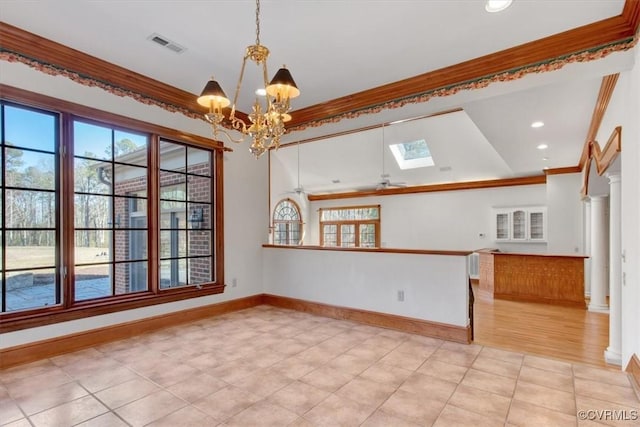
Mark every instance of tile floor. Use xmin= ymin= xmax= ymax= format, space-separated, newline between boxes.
xmin=0 ymin=305 xmax=638 ymax=426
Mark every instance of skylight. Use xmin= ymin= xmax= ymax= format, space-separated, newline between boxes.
xmin=389 ymin=139 xmax=435 ymax=170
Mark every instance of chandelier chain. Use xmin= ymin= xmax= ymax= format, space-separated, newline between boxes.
xmin=255 ymin=0 xmax=261 ymax=45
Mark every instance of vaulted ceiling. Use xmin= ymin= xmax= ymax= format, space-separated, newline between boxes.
xmin=1 ymin=1 xmax=638 ymax=194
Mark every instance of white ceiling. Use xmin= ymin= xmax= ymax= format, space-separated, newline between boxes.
xmin=1 ymin=0 xmax=635 ymax=193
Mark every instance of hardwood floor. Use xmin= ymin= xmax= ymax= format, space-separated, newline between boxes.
xmin=472 ymin=286 xmax=612 ymax=368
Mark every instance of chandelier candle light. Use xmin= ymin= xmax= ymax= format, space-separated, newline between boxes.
xmin=197 ymin=0 xmax=300 ymax=158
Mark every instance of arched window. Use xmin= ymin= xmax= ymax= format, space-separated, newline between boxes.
xmin=273 ymin=199 xmax=303 ymax=245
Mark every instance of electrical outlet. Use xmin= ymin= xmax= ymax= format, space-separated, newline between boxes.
xmin=397 ymin=290 xmax=405 ymax=302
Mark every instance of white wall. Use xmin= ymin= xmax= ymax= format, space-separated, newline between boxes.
xmin=605 ymin=47 xmax=640 ymax=368
xmin=0 ymin=61 xmax=268 ymax=348
xmin=546 ymin=173 xmax=584 ymax=254
xmin=263 ymin=247 xmax=469 ymax=327
xmin=306 ymin=184 xmax=552 ymax=253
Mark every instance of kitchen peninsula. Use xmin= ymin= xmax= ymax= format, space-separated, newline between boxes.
xmin=478 ymin=249 xmax=588 ymax=308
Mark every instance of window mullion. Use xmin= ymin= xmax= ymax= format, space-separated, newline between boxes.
xmin=148 ymin=135 xmax=159 ymax=293
xmin=62 ymin=112 xmax=75 ymax=308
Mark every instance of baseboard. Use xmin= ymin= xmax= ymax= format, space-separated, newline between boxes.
xmin=262 ymin=294 xmax=470 ymax=344
xmin=626 ymin=354 xmax=640 ymax=398
xmin=0 ymin=294 xmax=263 ymax=369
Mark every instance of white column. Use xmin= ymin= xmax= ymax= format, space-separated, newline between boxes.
xmin=589 ymin=195 xmax=609 ymax=312
xmin=584 ymin=198 xmax=591 ymax=297
xmin=605 ymin=174 xmax=622 ymax=365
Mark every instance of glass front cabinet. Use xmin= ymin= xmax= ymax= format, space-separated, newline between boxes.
xmin=494 ymin=206 xmax=547 ymax=242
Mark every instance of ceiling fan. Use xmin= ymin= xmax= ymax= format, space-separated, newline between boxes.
xmin=285 ymin=142 xmax=306 ymax=196
xmin=360 ymin=123 xmax=407 ymax=191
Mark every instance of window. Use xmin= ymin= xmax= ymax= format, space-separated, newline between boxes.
xmin=272 ymin=199 xmax=302 ymax=245
xmin=159 ymin=140 xmax=214 ymax=288
xmin=319 ymin=205 xmax=380 ymax=248
xmin=73 ymin=119 xmax=149 ymax=300
xmin=1 ymin=103 xmax=60 ymax=312
xmin=0 ymin=88 xmax=224 ymax=330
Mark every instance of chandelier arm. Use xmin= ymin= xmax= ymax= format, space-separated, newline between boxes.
xmin=216 ymin=126 xmax=245 ymax=145
xmin=262 ymin=61 xmax=273 ymax=110
xmin=231 ymin=55 xmax=250 ymax=113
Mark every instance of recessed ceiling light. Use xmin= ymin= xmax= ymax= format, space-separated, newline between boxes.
xmin=531 ymin=121 xmax=544 ymax=128
xmin=542 ymin=157 xmax=549 ymax=161
xmin=537 ymin=144 xmax=548 ymax=150
xmin=255 ymin=88 xmax=267 ymax=96
xmin=485 ymin=0 xmax=513 ymax=13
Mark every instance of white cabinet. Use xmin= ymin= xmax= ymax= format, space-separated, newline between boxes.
xmin=494 ymin=206 xmax=546 ymax=242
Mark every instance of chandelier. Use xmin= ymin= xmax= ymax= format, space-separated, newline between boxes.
xmin=197 ymin=0 xmax=300 ymax=158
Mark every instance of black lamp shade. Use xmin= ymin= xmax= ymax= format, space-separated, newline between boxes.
xmin=197 ymin=79 xmax=231 ymax=108
xmin=266 ymin=67 xmax=300 ymax=99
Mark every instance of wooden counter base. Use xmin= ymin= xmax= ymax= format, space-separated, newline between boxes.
xmin=479 ymin=250 xmax=587 ymax=308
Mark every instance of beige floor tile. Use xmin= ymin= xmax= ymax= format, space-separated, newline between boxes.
xmin=0 ymin=359 xmax=57 ymax=384
xmin=230 ymin=369 xmax=293 ymax=398
xmin=440 ymin=341 xmax=483 ymax=355
xmin=75 ymin=412 xmax=129 ymax=427
xmin=269 ymin=356 xmax=320 ymax=380
xmin=300 ymin=366 xmax=354 ymax=392
xmin=327 ymin=353 xmax=375 ymax=376
xmin=519 ymin=364 xmax=574 ymax=393
xmin=359 ymin=362 xmax=413 ymax=387
xmin=267 ymin=338 xmax=310 ymax=356
xmin=448 ymin=384 xmax=511 ymax=421
xmin=0 ymin=398 xmax=24 ymax=425
xmin=303 ymin=394 xmax=376 ymax=426
xmin=61 ymin=356 xmax=123 ymax=380
xmin=50 ymin=348 xmax=105 ymax=367
xmin=335 ymin=377 xmax=396 ymax=407
xmin=379 ymin=348 xmax=428 ymax=371
xmin=460 ymin=368 xmax=517 ymax=397
xmin=575 ymin=378 xmax=640 ymax=408
xmin=146 ymin=405 xmax=219 ymax=427
xmin=114 ymin=390 xmax=187 ymax=427
xmin=431 ymin=348 xmax=478 ymax=368
xmin=225 ymin=400 xmax=298 ymax=427
xmin=192 ymin=385 xmax=260 ymax=421
xmin=16 ymin=381 xmax=87 ymax=415
xmin=316 ymin=335 xmax=358 ymax=353
xmin=3 ymin=419 xmax=34 ymax=427
xmin=417 ymin=359 xmax=469 ymax=384
xmin=146 ymin=363 xmax=201 ymax=388
xmin=379 ymin=389 xmax=446 ymax=425
xmin=514 ymin=380 xmax=576 ymax=415
xmin=345 ymin=343 xmax=392 ymax=362
xmin=360 ymin=409 xmax=421 ymax=427
xmin=573 ymin=364 xmax=633 ymax=388
xmin=267 ymin=380 xmax=330 ymax=415
xmin=297 ymin=346 xmax=341 ymax=365
xmin=362 ymin=335 xmax=404 ymax=352
xmin=472 ymin=354 xmax=522 ymax=379
xmin=523 ymin=354 xmax=573 ymax=376
xmin=507 ymin=399 xmax=578 ymax=426
xmin=29 ymin=395 xmax=109 ymax=427
xmin=5 ymin=368 xmax=73 ymax=399
xmin=207 ymin=359 xmax=260 ymax=383
xmin=238 ymin=348 xmax=286 ymax=369
xmin=434 ymin=404 xmax=505 ymax=427
xmin=576 ymin=395 xmax=640 ymax=427
xmin=408 ymin=335 xmax=444 ymax=347
xmin=94 ymin=377 xmax=160 ymax=409
xmin=478 ymin=347 xmax=524 ymax=365
xmin=399 ymin=372 xmax=457 ymax=402
xmin=394 ymin=340 xmax=439 ymax=358
xmin=76 ymin=365 xmax=139 ymax=393
xmin=165 ymin=373 xmax=228 ymax=403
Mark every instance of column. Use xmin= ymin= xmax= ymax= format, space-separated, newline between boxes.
xmin=605 ymin=174 xmax=622 ymax=365
xmin=588 ymin=195 xmax=609 ymax=312
xmin=584 ymin=198 xmax=591 ymax=297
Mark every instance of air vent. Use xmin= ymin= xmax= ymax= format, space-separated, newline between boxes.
xmin=147 ymin=33 xmax=186 ymax=54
